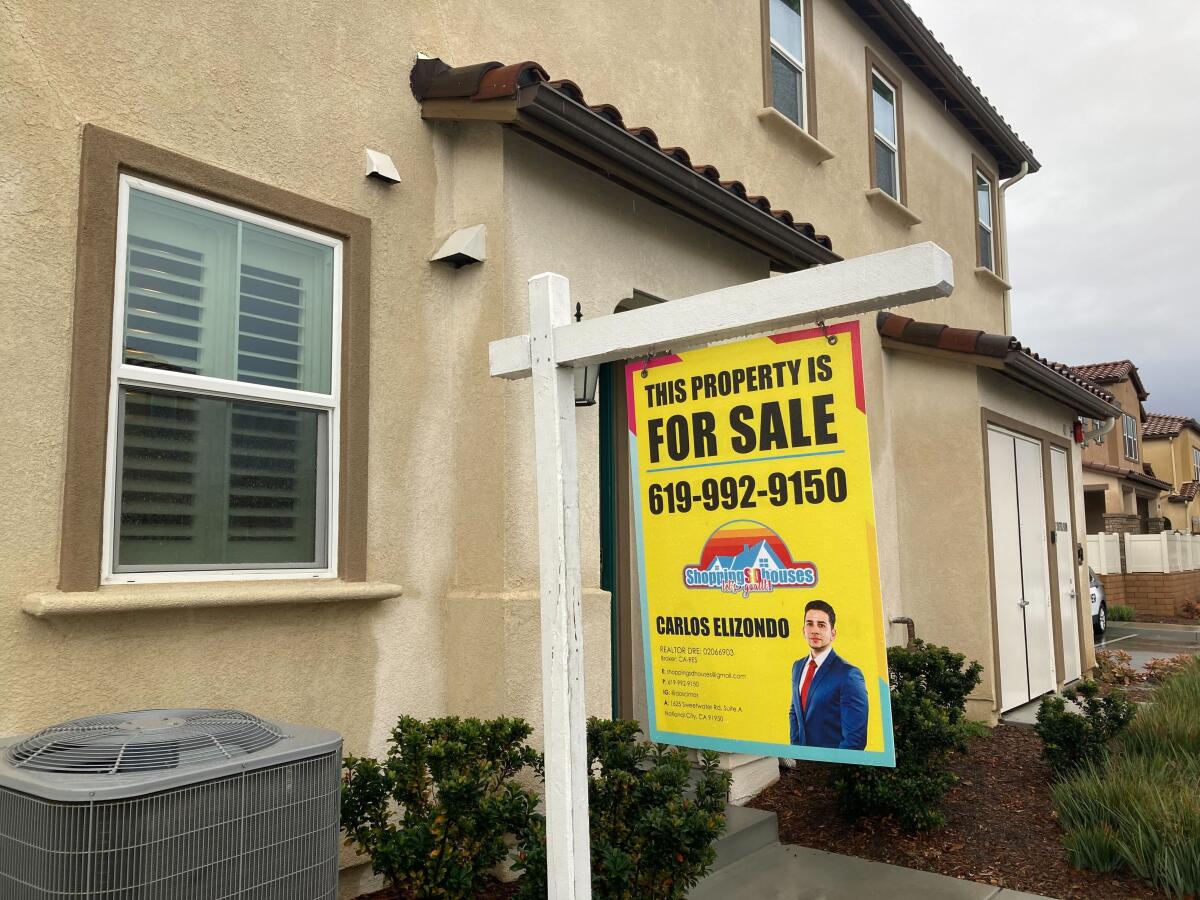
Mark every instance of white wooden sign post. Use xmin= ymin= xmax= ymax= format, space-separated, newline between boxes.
xmin=490 ymin=242 xmax=954 ymax=900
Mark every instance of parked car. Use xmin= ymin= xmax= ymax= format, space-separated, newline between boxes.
xmin=1089 ymin=567 xmax=1106 ymax=636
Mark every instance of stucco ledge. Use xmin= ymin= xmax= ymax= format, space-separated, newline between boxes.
xmin=755 ymin=108 xmax=835 ymax=164
xmin=21 ymin=581 xmax=403 ymax=617
xmin=864 ymin=188 xmax=921 ymax=227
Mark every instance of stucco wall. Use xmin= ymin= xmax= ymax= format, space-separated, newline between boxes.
xmin=3 ymin=1 xmax=1047 ymax=893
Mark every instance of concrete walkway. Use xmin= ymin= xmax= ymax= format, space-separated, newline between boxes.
xmin=692 ymin=843 xmax=1051 ymax=900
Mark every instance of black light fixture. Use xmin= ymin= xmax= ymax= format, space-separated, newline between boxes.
xmin=573 ymin=302 xmax=600 ymax=407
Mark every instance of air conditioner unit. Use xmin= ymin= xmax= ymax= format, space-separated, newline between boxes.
xmin=0 ymin=709 xmax=341 ymax=899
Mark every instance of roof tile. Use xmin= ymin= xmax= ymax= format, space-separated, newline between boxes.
xmin=876 ymin=312 xmax=1116 ymax=405
xmin=411 ymin=57 xmax=835 ymax=255
xmin=1143 ymin=413 xmax=1200 ymax=439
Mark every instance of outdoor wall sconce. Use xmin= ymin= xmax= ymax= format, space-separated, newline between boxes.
xmin=573 ymin=302 xmax=600 ymax=407
xmin=430 ymin=224 xmax=486 ymax=268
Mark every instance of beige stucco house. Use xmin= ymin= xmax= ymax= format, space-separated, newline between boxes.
xmin=1072 ymin=361 xmax=1171 ymax=534
xmin=1142 ymin=413 xmax=1200 ymax=533
xmin=3 ymin=1 xmax=1118 ymax=893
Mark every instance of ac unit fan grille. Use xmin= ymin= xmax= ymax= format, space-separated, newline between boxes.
xmin=5 ymin=709 xmax=284 ymax=774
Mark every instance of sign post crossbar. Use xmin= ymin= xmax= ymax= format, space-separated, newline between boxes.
xmin=494 ymin=242 xmax=954 ymax=900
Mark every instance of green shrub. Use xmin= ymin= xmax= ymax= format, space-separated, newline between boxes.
xmin=1035 ymin=680 xmax=1136 ymax=776
xmin=1052 ymin=662 xmax=1200 ymax=896
xmin=832 ymin=640 xmax=982 ymax=830
xmin=341 ymin=716 xmax=543 ymax=900
xmin=1108 ymin=604 xmax=1136 ymax=622
xmin=515 ymin=718 xmax=731 ymax=900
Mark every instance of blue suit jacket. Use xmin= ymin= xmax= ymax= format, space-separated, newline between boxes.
xmin=789 ymin=649 xmax=868 ymax=750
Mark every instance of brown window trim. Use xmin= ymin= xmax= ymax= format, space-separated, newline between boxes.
xmin=865 ymin=49 xmax=907 ymax=206
xmin=761 ymin=0 xmax=818 ymax=137
xmin=972 ymin=155 xmax=1001 ymax=274
xmin=61 ymin=125 xmax=371 ymax=592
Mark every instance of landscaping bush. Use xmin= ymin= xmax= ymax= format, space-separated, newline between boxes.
xmin=1034 ymin=680 xmax=1135 ymax=776
xmin=1053 ymin=660 xmax=1200 ymax=896
xmin=1107 ymin=604 xmax=1136 ymax=622
xmin=832 ymin=640 xmax=982 ymax=830
xmin=1144 ymin=653 xmax=1196 ymax=684
xmin=515 ymin=718 xmax=731 ymax=900
xmin=1094 ymin=648 xmax=1141 ymax=687
xmin=341 ymin=716 xmax=543 ymax=900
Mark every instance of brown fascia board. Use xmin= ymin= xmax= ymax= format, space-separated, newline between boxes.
xmin=1002 ymin=351 xmax=1121 ymax=420
xmin=421 ymin=86 xmax=841 ymax=272
xmin=845 ymin=0 xmax=1039 ymax=178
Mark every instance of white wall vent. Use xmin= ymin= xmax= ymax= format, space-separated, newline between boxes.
xmin=0 ymin=708 xmax=341 ymax=899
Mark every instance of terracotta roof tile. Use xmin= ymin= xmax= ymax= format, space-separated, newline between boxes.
xmin=876 ymin=312 xmax=1117 ymax=406
xmin=1083 ymin=461 xmax=1172 ymax=493
xmin=1170 ymin=481 xmax=1200 ymax=503
xmin=1070 ymin=360 xmax=1149 ymax=400
xmin=1143 ymin=413 xmax=1200 ymax=439
xmin=410 ymin=58 xmax=834 ymax=254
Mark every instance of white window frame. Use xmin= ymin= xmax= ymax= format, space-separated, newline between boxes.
xmin=101 ymin=175 xmax=342 ymax=585
xmin=1122 ymin=414 xmax=1138 ymax=461
xmin=871 ymin=69 xmax=901 ymax=200
xmin=769 ymin=0 xmax=808 ymax=130
xmin=976 ymin=169 xmax=995 ymax=270
xmin=1192 ymin=446 xmax=1200 ymax=483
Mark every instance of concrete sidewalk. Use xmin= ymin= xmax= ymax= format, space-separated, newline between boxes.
xmin=692 ymin=843 xmax=1052 ymax=899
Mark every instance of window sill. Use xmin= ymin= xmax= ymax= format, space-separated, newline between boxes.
xmin=974 ymin=266 xmax=1012 ymax=292
xmin=22 ymin=580 xmax=403 ymax=618
xmin=756 ymin=108 xmax=835 ymax=164
xmin=864 ymin=188 xmax=921 ymax=227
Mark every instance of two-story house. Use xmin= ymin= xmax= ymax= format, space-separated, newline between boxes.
xmin=3 ymin=2 xmax=1118 ymax=893
xmin=1072 ymin=361 xmax=1171 ymax=534
xmin=1142 ymin=414 xmax=1200 ymax=533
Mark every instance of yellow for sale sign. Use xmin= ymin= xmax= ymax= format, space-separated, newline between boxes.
xmin=627 ymin=321 xmax=895 ymax=765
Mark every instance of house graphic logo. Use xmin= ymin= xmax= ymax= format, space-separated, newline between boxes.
xmin=682 ymin=520 xmax=817 ymax=597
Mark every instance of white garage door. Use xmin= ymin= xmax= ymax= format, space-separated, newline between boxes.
xmin=1050 ymin=447 xmax=1082 ymax=683
xmin=987 ymin=426 xmax=1057 ymax=711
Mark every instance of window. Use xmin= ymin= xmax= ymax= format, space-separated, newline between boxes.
xmin=61 ymin=125 xmax=370 ymax=592
xmin=767 ymin=0 xmax=812 ymax=130
xmin=103 ymin=177 xmax=340 ymax=582
xmin=975 ymin=167 xmax=997 ymax=270
xmin=1192 ymin=447 xmax=1200 ymax=482
xmin=866 ymin=55 xmax=905 ymax=203
xmin=1123 ymin=414 xmax=1139 ymax=461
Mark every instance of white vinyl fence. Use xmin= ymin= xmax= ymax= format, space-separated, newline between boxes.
xmin=1086 ymin=533 xmax=1122 ymax=574
xmin=1089 ymin=532 xmax=1200 ymax=574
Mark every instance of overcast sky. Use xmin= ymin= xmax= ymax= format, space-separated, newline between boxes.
xmin=908 ymin=1 xmax=1200 ymax=418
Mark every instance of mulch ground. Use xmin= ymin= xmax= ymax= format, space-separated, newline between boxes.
xmin=356 ymin=881 xmax=519 ymax=900
xmin=749 ymin=724 xmax=1164 ymax=899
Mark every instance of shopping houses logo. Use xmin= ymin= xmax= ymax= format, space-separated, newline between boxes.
xmin=682 ymin=520 xmax=817 ymax=597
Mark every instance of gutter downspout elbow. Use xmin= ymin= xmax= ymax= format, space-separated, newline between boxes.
xmin=998 ymin=162 xmax=1029 ymax=335
xmin=1084 ymin=416 xmax=1117 ymax=447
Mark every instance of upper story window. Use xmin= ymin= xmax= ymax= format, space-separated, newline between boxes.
xmin=1192 ymin=446 xmax=1200 ymax=482
xmin=104 ymin=176 xmax=341 ymax=583
xmin=867 ymin=58 xmax=904 ymax=203
xmin=1122 ymin=414 xmax=1139 ymax=461
xmin=975 ymin=168 xmax=997 ymax=271
xmin=768 ymin=0 xmax=811 ymax=130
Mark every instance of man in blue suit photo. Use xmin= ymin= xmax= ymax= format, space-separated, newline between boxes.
xmin=789 ymin=600 xmax=868 ymax=750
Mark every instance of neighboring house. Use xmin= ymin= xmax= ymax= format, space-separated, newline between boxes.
xmin=1071 ymin=361 xmax=1171 ymax=534
xmin=1142 ymin=414 xmax=1200 ymax=533
xmin=3 ymin=2 xmax=1115 ymax=892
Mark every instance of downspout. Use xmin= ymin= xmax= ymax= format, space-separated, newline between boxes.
xmin=998 ymin=161 xmax=1029 ymax=335
xmin=1084 ymin=415 xmax=1117 ymax=446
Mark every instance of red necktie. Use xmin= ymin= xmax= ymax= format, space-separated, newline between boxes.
xmin=800 ymin=658 xmax=817 ymax=712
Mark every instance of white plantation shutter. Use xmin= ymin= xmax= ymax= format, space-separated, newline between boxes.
xmin=107 ymin=178 xmax=338 ymax=580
